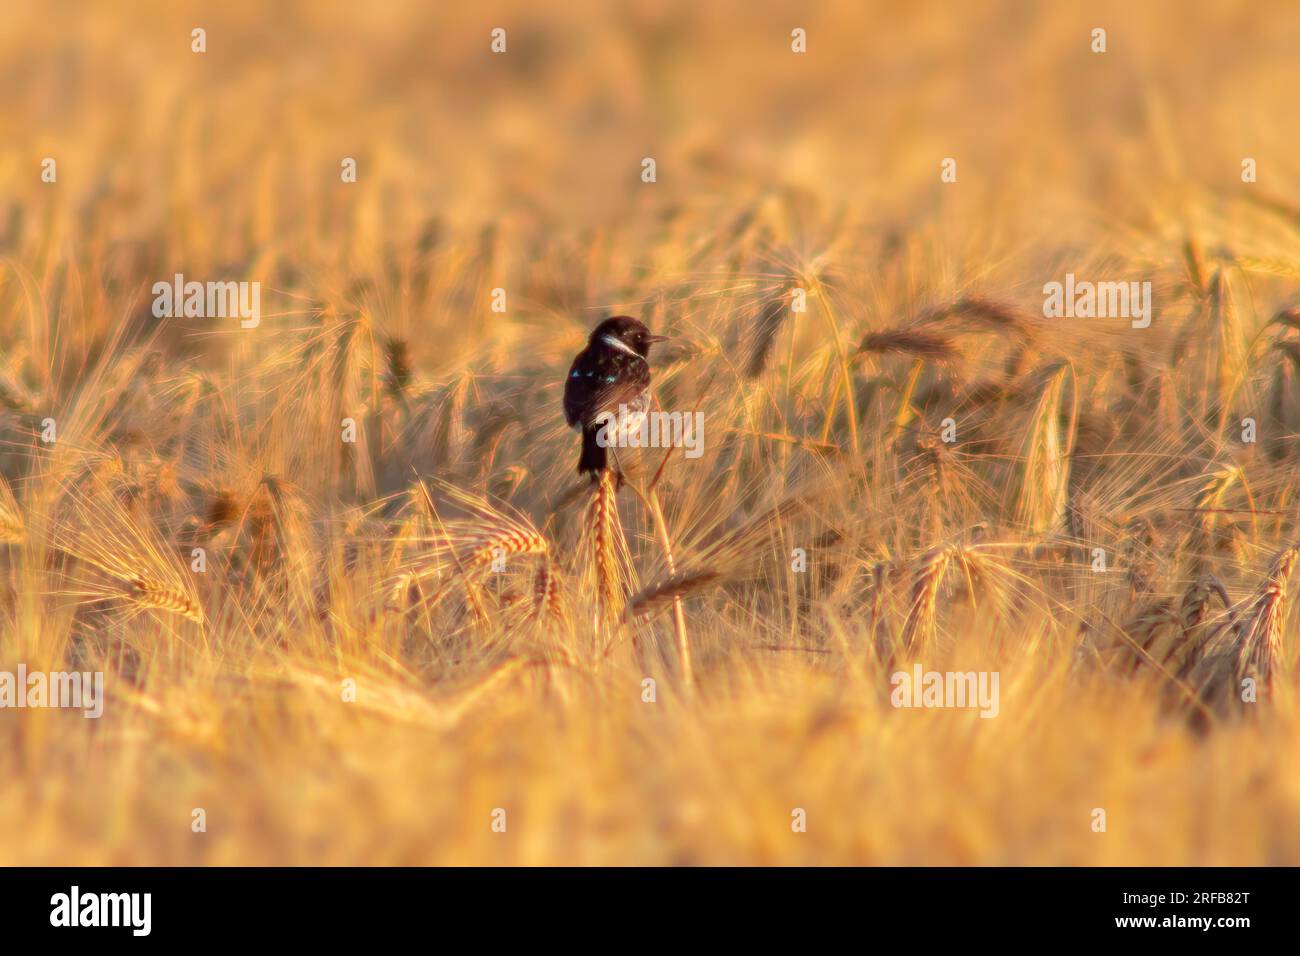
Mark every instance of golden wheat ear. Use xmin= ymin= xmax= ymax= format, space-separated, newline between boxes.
xmin=124 ymin=576 xmax=205 ymax=624
xmin=1186 ymin=545 xmax=1299 ymax=714
xmin=44 ymin=476 xmax=204 ymax=625
xmin=625 ymin=566 xmax=721 ymax=620
xmin=524 ymin=554 xmax=570 ymax=634
xmin=582 ymin=469 xmax=633 ymax=637
xmin=380 ymin=479 xmax=550 ymax=618
xmin=624 ymin=491 xmax=807 ymax=622
xmin=856 ymin=329 xmax=957 ymax=361
xmin=914 ymin=295 xmax=1036 ymax=339
xmin=898 ymin=545 xmax=953 ymax=655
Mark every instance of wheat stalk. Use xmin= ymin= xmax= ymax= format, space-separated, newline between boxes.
xmin=0 ymin=475 xmax=25 ymax=543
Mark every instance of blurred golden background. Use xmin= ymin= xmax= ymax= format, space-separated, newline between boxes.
xmin=1 ymin=1 xmax=1299 ymax=865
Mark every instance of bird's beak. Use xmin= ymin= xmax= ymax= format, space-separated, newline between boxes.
xmin=646 ymin=334 xmax=670 ymax=344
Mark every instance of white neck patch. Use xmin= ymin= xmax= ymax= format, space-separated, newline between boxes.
xmin=602 ymin=334 xmax=639 ymax=356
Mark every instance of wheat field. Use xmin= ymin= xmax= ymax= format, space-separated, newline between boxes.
xmin=2 ymin=0 xmax=1300 ymax=866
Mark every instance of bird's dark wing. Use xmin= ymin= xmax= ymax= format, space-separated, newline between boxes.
xmin=563 ymin=354 xmax=588 ymax=427
xmin=564 ymin=351 xmax=650 ymax=427
xmin=589 ymin=359 xmax=650 ymax=417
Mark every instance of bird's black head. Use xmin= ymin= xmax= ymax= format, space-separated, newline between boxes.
xmin=588 ymin=316 xmax=665 ymax=358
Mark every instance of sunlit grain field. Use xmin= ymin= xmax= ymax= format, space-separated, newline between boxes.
xmin=2 ymin=0 xmax=1300 ymax=866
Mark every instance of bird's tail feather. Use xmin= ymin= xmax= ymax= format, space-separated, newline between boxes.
xmin=578 ymin=425 xmax=607 ymax=477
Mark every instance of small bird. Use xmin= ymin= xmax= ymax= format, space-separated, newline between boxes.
xmin=563 ymin=316 xmax=666 ymax=479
